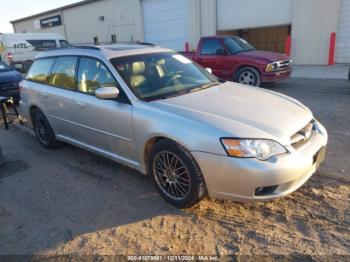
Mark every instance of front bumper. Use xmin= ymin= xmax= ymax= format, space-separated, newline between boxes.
xmin=192 ymin=122 xmax=328 ymax=202
xmin=262 ymin=68 xmax=292 ymax=83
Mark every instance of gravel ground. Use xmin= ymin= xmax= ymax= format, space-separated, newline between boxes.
xmin=0 ymin=78 xmax=349 ymax=258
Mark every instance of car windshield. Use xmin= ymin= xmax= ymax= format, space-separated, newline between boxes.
xmin=0 ymin=62 xmax=12 ymax=72
xmin=111 ymin=52 xmax=219 ymax=101
xmin=224 ymin=36 xmax=255 ymax=54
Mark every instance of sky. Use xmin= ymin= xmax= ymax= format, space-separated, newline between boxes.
xmin=0 ymin=0 xmax=81 ymax=33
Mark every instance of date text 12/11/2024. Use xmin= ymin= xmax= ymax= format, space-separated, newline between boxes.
xmin=127 ymin=255 xmax=220 ymax=261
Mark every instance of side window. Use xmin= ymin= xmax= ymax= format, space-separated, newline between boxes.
xmin=59 ymin=40 xmax=71 ymax=48
xmin=77 ymin=57 xmax=117 ymax=95
xmin=26 ymin=58 xmax=56 ymax=84
xmin=26 ymin=40 xmax=57 ymax=50
xmin=49 ymin=56 xmax=78 ymax=91
xmin=200 ymin=39 xmax=224 ymax=55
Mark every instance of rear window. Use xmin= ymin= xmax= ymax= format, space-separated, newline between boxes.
xmin=200 ymin=39 xmax=223 ymax=55
xmin=26 ymin=58 xmax=56 ymax=84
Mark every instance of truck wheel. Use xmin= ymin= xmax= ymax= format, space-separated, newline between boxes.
xmin=148 ymin=140 xmax=206 ymax=208
xmin=22 ymin=60 xmax=33 ymax=73
xmin=235 ymin=67 xmax=261 ymax=86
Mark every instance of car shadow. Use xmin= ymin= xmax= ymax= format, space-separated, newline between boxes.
xmin=0 ymin=129 xmax=185 ymax=255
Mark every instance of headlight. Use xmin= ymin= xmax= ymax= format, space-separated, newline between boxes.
xmin=220 ymin=138 xmax=288 ymax=161
xmin=266 ymin=62 xmax=279 ymax=72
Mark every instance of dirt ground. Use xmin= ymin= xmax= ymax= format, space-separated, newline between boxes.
xmin=0 ymin=78 xmax=349 ymax=258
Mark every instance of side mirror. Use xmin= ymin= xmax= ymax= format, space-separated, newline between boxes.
xmin=216 ymin=48 xmax=226 ymax=56
xmin=205 ymin=68 xmax=213 ymax=74
xmin=95 ymin=86 xmax=119 ymax=99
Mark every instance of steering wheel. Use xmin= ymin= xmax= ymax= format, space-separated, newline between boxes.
xmin=164 ymin=73 xmax=181 ymax=87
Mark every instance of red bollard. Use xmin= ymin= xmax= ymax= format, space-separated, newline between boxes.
xmin=185 ymin=42 xmax=189 ymax=52
xmin=328 ymin=32 xmax=336 ymax=65
xmin=284 ymin=35 xmax=291 ymax=56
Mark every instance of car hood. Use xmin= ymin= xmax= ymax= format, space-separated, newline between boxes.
xmin=151 ymin=82 xmax=313 ymax=145
xmin=239 ymin=50 xmax=289 ymax=63
xmin=0 ymin=70 xmax=23 ymax=83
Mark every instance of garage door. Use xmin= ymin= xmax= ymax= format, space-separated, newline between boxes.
xmin=336 ymin=0 xmax=350 ymax=63
xmin=217 ymin=0 xmax=292 ymax=31
xmin=142 ymin=0 xmax=188 ymax=51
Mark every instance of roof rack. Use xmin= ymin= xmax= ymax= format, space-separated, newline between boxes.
xmin=111 ymin=41 xmax=156 ymax=46
xmin=70 ymin=45 xmax=101 ymax=50
xmin=43 ymin=42 xmax=156 ymax=52
xmin=43 ymin=45 xmax=101 ymax=52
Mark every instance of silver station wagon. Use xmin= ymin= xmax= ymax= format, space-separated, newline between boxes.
xmin=20 ymin=44 xmax=328 ymax=208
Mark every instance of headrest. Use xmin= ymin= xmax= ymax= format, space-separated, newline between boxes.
xmin=132 ymin=62 xmax=145 ymax=75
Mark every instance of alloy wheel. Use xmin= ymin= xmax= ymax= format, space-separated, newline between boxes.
xmin=153 ymin=151 xmax=191 ymax=201
xmin=239 ymin=71 xmax=257 ymax=85
xmin=34 ymin=115 xmax=50 ymax=144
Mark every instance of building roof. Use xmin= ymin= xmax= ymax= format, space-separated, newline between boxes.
xmin=10 ymin=0 xmax=100 ymax=24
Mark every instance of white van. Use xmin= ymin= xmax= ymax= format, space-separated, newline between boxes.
xmin=0 ymin=33 xmax=70 ymax=72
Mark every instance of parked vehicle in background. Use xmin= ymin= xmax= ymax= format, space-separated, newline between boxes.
xmin=20 ymin=44 xmax=327 ymax=208
xmin=0 ymin=33 xmax=71 ymax=73
xmin=181 ymin=36 xmax=292 ymax=86
xmin=0 ymin=61 xmax=23 ymax=102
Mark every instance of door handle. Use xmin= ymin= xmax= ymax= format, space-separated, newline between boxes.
xmin=39 ymin=92 xmax=48 ymax=99
xmin=74 ymin=101 xmax=86 ymax=109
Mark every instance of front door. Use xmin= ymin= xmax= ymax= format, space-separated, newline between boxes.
xmin=70 ymin=57 xmax=134 ymax=162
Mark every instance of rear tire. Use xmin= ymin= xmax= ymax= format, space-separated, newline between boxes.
xmin=148 ymin=140 xmax=206 ymax=208
xmin=235 ymin=66 xmax=261 ymax=86
xmin=31 ymin=108 xmax=60 ymax=149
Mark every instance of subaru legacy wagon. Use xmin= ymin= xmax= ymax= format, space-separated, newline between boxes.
xmin=20 ymin=44 xmax=328 ymax=208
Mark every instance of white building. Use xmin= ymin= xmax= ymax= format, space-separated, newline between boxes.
xmin=10 ymin=0 xmax=350 ymax=65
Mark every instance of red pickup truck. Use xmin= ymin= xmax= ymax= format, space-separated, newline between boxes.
xmin=181 ymin=36 xmax=292 ymax=86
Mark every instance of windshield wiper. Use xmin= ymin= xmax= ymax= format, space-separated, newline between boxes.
xmin=190 ymin=82 xmax=221 ymax=93
xmin=149 ymin=82 xmax=221 ymax=101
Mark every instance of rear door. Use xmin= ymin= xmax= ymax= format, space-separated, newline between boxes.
xmin=44 ymin=56 xmax=80 ymax=139
xmin=69 ymin=57 xmax=134 ymax=162
xmin=25 ymin=56 xmax=78 ymax=140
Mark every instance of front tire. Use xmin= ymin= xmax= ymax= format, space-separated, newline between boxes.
xmin=235 ymin=66 xmax=261 ymax=86
xmin=31 ymin=108 xmax=60 ymax=149
xmin=148 ymin=140 xmax=206 ymax=208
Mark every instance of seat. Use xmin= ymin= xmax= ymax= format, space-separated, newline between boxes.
xmin=129 ymin=62 xmax=150 ymax=95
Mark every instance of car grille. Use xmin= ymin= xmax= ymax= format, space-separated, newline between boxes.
xmin=290 ymin=121 xmax=315 ymax=149
xmin=277 ymin=60 xmax=291 ymax=71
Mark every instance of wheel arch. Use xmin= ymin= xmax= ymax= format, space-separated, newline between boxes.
xmin=29 ymin=105 xmax=41 ymax=123
xmin=142 ymin=135 xmax=197 ymax=175
xmin=29 ymin=105 xmax=53 ymax=128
